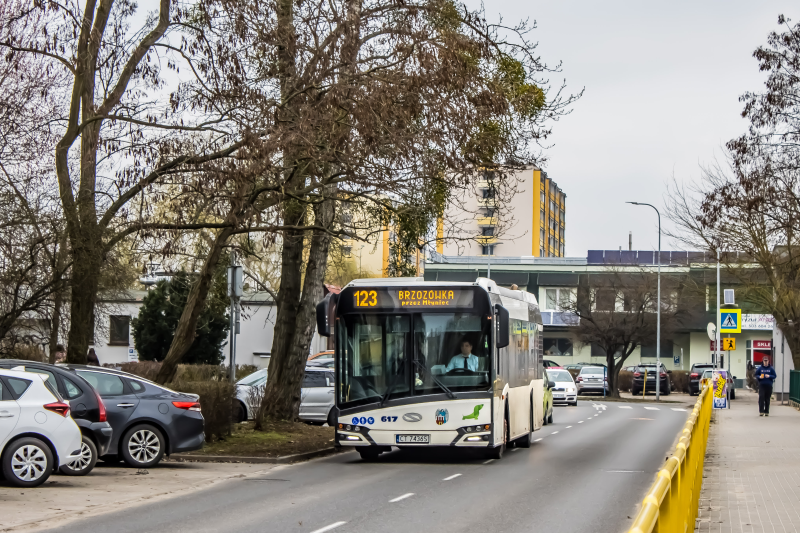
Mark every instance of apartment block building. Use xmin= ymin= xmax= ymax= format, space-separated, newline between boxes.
xmin=438 ymin=165 xmax=566 ymax=257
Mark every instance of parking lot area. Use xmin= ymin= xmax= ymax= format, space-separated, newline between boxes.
xmin=0 ymin=460 xmax=275 ymax=532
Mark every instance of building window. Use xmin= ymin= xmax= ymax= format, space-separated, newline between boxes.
xmin=544 ymin=288 xmax=575 ymax=311
xmin=640 ymin=342 xmax=674 ymax=358
xmin=544 ymin=338 xmax=573 ymax=357
xmin=540 ymin=246 xmax=544 ymax=256
xmin=482 ymin=227 xmax=495 ymax=237
xmin=540 ymin=192 xmax=545 ymax=204
xmin=560 ymin=243 xmax=565 ymax=256
xmin=481 ymin=245 xmax=495 ymax=255
xmin=591 ymin=344 xmax=622 ymax=359
xmin=342 ymin=245 xmax=352 ymax=257
xmin=594 ymin=289 xmax=616 ymax=312
xmin=109 ymin=316 xmax=130 ymax=346
xmin=540 ymin=228 xmax=545 ymax=243
xmin=484 ymin=207 xmax=496 ymax=217
xmin=481 ymin=188 xmax=495 ymax=199
xmin=747 ymin=340 xmax=772 ymax=365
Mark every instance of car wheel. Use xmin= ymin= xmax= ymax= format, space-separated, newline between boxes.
xmin=236 ymin=401 xmax=248 ymax=423
xmin=631 ymin=388 xmax=639 ymax=396
xmin=59 ymin=435 xmax=97 ymax=476
xmin=570 ymin=401 xmax=578 ymax=406
xmin=2 ymin=437 xmax=53 ymax=488
xmin=326 ymin=408 xmax=336 ymax=427
xmin=547 ymin=409 xmax=554 ymax=425
xmin=121 ymin=424 xmax=165 ymax=468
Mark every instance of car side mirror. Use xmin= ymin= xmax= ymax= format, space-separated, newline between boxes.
xmin=494 ymin=304 xmax=509 ymax=349
xmin=548 ymin=381 xmax=556 ymax=389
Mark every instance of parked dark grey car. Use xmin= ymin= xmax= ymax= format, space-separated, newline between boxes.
xmin=0 ymin=360 xmax=112 ymax=475
xmin=62 ymin=365 xmax=204 ymax=468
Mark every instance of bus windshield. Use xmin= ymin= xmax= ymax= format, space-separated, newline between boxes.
xmin=337 ymin=312 xmax=492 ymax=408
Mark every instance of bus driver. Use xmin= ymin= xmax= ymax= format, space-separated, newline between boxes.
xmin=446 ymin=339 xmax=479 ymax=372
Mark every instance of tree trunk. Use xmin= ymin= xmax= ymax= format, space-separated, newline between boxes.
xmin=154 ymin=227 xmax=235 ymax=384
xmin=48 ymin=234 xmax=68 ymax=364
xmin=606 ymin=351 xmax=621 ymax=398
xmin=260 ymin=192 xmax=335 ymax=423
xmin=777 ymin=322 xmax=800 ymax=372
xmin=64 ymin=234 xmax=101 ymax=364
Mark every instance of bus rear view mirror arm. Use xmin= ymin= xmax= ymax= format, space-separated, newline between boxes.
xmin=495 ymin=304 xmax=510 ymax=348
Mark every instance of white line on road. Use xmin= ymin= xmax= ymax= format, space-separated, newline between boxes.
xmin=551 ymin=431 xmax=559 ymax=434
xmin=671 ymin=408 xmax=687 ymax=412
xmin=578 ymin=421 xmax=584 ymax=423
xmin=644 ymin=407 xmax=660 ymax=411
xmin=390 ymin=493 xmax=415 ymax=503
xmin=310 ymin=522 xmax=347 ymax=533
xmin=619 ymin=406 xmax=633 ymax=409
xmin=443 ymin=474 xmax=462 ymax=481
xmin=566 ymin=426 xmax=572 ymax=428
xmin=483 ymin=459 xmax=495 ymax=465
xmin=534 ymin=438 xmax=542 ymax=442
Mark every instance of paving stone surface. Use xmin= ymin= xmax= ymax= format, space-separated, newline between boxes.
xmin=695 ymin=389 xmax=800 ymax=533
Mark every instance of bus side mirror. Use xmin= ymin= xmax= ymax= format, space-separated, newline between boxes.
xmin=495 ymin=304 xmax=509 ymax=349
xmin=316 ymin=293 xmax=338 ymax=337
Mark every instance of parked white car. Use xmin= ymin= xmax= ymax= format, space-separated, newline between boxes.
xmin=235 ymin=367 xmax=335 ymax=425
xmin=0 ymin=368 xmax=82 ymax=487
xmin=546 ymin=368 xmax=578 ymax=406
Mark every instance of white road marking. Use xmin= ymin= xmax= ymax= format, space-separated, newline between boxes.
xmin=483 ymin=459 xmax=495 ymax=465
xmin=578 ymin=421 xmax=584 ymax=423
xmin=310 ymin=522 xmax=347 ymax=533
xmin=671 ymin=408 xmax=687 ymax=412
xmin=566 ymin=426 xmax=572 ymax=428
xmin=534 ymin=438 xmax=543 ymax=442
xmin=443 ymin=474 xmax=462 ymax=481
xmin=551 ymin=431 xmax=559 ymax=434
xmin=644 ymin=407 xmax=660 ymax=411
xmin=592 ymin=403 xmax=607 ymax=410
xmin=390 ymin=493 xmax=415 ymax=503
xmin=619 ymin=406 xmax=633 ymax=409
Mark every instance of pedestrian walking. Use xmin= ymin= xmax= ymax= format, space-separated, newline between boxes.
xmin=757 ymin=356 xmax=777 ymax=416
xmin=53 ymin=344 xmax=66 ymax=363
xmin=86 ymin=348 xmax=100 ymax=366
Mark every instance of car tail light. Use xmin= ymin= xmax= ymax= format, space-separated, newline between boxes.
xmin=660 ymin=372 xmax=666 ymax=378
xmin=576 ymin=376 xmax=583 ymax=382
xmin=94 ymin=390 xmax=107 ymax=422
xmin=634 ymin=372 xmax=641 ymax=377
xmin=44 ymin=402 xmax=70 ymax=417
xmin=172 ymin=401 xmax=202 ymax=412
xmin=690 ymin=373 xmax=699 ymax=378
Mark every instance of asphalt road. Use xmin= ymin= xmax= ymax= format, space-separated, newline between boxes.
xmin=44 ymin=400 xmax=690 ymax=533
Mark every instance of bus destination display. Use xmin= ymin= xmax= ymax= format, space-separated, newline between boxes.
xmin=352 ymin=288 xmax=474 ymax=309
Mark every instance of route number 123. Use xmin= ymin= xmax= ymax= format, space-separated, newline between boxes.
xmin=354 ymin=290 xmax=378 ymax=307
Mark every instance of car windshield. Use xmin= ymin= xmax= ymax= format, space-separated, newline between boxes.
xmin=547 ymin=370 xmax=573 ymax=382
xmin=337 ymin=312 xmax=492 ymax=408
xmin=237 ymin=368 xmax=269 ymax=387
xmin=579 ymin=367 xmax=605 ymax=375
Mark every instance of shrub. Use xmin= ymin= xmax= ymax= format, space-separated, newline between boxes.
xmin=617 ymin=370 xmax=632 ymax=392
xmin=670 ymin=370 xmax=690 ymax=393
xmin=117 ymin=362 xmax=259 ymax=383
xmin=169 ymin=380 xmax=236 ymax=442
xmin=1 ymin=344 xmax=46 ymax=362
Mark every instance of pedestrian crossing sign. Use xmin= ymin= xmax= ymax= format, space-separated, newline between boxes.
xmin=720 ymin=309 xmax=741 ymax=333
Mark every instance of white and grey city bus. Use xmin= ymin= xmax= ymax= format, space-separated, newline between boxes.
xmin=316 ymin=277 xmax=546 ymax=460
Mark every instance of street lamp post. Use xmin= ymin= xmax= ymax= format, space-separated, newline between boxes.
xmin=627 ymin=202 xmax=662 ymax=401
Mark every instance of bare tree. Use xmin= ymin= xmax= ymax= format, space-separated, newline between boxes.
xmin=562 ymin=269 xmax=683 ymax=398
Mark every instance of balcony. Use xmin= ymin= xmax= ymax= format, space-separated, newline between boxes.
xmin=477 ymin=197 xmax=497 ymax=208
xmin=477 ymin=217 xmax=497 ymax=226
xmin=476 ymin=236 xmax=498 ymax=245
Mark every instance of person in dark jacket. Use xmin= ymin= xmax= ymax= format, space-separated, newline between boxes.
xmin=756 ymin=356 xmax=777 ymax=416
xmin=86 ymin=348 xmax=100 ymax=366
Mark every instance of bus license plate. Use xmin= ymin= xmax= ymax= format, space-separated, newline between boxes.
xmin=396 ymin=434 xmax=430 ymax=444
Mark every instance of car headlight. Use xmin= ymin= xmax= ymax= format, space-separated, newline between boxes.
xmin=568 ymin=388 xmax=575 ymax=392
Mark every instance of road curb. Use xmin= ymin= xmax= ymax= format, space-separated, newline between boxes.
xmin=169 ymin=447 xmax=343 ymax=464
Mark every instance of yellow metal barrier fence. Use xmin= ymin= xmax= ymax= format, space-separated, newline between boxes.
xmin=629 ymin=385 xmax=712 ymax=533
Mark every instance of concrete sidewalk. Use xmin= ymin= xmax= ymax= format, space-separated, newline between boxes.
xmin=695 ymin=388 xmax=800 ymax=532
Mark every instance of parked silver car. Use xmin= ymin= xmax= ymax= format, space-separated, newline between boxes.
xmin=575 ymin=366 xmax=608 ymax=395
xmin=235 ymin=367 xmax=335 ymax=425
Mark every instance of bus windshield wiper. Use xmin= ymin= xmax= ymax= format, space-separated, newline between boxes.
xmin=413 ymin=359 xmax=456 ymax=399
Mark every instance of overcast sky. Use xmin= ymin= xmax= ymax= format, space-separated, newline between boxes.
xmin=475 ymin=1 xmax=797 ymax=256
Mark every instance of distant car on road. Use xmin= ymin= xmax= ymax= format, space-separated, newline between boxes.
xmin=546 ymin=368 xmax=577 ymax=406
xmin=236 ymin=367 xmax=336 ymax=425
xmin=0 ymin=360 xmax=113 ymax=476
xmin=689 ymin=363 xmax=715 ymax=395
xmin=63 ymin=366 xmax=205 ymax=468
xmin=308 ymin=350 xmax=334 ymax=362
xmin=543 ymin=360 xmax=561 ymax=369
xmin=576 ymin=366 xmax=608 ymax=395
xmin=0 ymin=368 xmax=82 ymax=487
xmin=630 ymin=364 xmax=671 ymax=396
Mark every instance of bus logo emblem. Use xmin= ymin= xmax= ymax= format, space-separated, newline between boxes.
xmin=403 ymin=413 xmax=422 ymax=422
xmin=435 ymin=408 xmax=449 ymax=425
